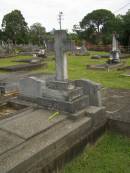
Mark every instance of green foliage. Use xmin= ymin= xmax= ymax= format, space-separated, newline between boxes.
xmin=29 ymin=23 xmax=46 ymax=45
xmin=78 ymin=9 xmax=130 ymax=45
xmin=0 ymin=29 xmax=2 ymax=40
xmin=79 ymin=9 xmax=116 ymax=44
xmin=0 ymin=55 xmax=31 ymax=67
xmin=102 ymin=15 xmax=123 ymax=44
xmin=80 ymin=9 xmax=115 ymax=33
xmin=2 ymin=10 xmax=28 ymax=44
xmin=68 ymin=33 xmax=82 ymax=46
xmin=62 ymin=132 xmax=130 ymax=173
xmin=0 ymin=8 xmax=130 ymax=47
xmin=121 ymin=10 xmax=130 ymax=46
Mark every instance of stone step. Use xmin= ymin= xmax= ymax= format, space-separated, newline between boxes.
xmin=85 ymin=106 xmax=106 ymax=128
xmin=0 ymin=114 xmax=92 ymax=173
xmin=37 ymin=95 xmax=89 ymax=113
xmin=69 ymin=106 xmax=106 ymax=122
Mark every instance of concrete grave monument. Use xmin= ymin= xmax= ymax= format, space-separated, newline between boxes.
xmin=20 ymin=30 xmax=102 ymax=114
xmin=80 ymin=41 xmax=88 ymax=56
xmin=72 ymin=41 xmax=89 ymax=56
xmin=109 ymin=33 xmax=121 ymax=64
xmin=0 ymin=30 xmax=107 ymax=173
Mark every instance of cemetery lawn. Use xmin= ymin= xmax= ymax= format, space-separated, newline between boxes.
xmin=0 ymin=52 xmax=130 ymax=89
xmin=0 ymin=55 xmax=30 ymax=67
xmin=43 ymin=52 xmax=130 ymax=89
xmin=62 ymin=132 xmax=130 ymax=173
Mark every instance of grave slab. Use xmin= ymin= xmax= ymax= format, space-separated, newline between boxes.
xmin=0 ymin=109 xmax=66 ymax=139
xmin=0 ymin=63 xmax=47 ymax=72
xmin=0 ymin=129 xmax=24 ymax=155
xmin=87 ymin=63 xmax=124 ymax=71
xmin=0 ymin=115 xmax=93 ymax=173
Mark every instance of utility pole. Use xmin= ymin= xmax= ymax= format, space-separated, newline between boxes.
xmin=58 ymin=12 xmax=63 ymax=30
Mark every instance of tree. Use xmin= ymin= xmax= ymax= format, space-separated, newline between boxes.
xmin=0 ymin=29 xmax=3 ymax=40
xmin=67 ymin=32 xmax=82 ymax=46
xmin=80 ymin=9 xmax=115 ymax=33
xmin=122 ymin=10 xmax=130 ymax=46
xmin=2 ymin=10 xmax=28 ymax=44
xmin=80 ymin=9 xmax=116 ymax=44
xmin=29 ymin=23 xmax=46 ymax=45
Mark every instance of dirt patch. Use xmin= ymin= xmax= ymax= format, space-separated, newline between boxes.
xmin=0 ymin=101 xmax=28 ymax=120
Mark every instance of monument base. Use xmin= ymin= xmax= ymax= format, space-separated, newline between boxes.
xmin=19 ymin=77 xmax=102 ymax=114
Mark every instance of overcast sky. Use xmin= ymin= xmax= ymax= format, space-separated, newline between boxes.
xmin=0 ymin=0 xmax=130 ymax=32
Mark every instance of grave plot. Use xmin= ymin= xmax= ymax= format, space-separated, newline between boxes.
xmin=87 ymin=62 xmax=125 ymax=71
xmin=18 ymin=51 xmax=36 ymax=56
xmin=12 ymin=57 xmax=43 ymax=63
xmin=0 ymin=73 xmax=52 ymax=98
xmin=87 ymin=33 xmax=125 ymax=71
xmin=73 ymin=42 xmax=89 ymax=56
xmin=120 ymin=54 xmax=130 ymax=59
xmin=1 ymin=30 xmax=130 ymax=173
xmin=0 ymin=62 xmax=47 ymax=72
xmin=118 ymin=65 xmax=130 ymax=77
xmin=19 ymin=30 xmax=102 ymax=114
xmin=0 ymin=54 xmax=16 ymax=59
xmin=5 ymin=30 xmax=104 ymax=173
xmin=116 ymin=61 xmax=130 ymax=76
xmin=17 ymin=45 xmax=47 ymax=58
xmin=91 ymin=54 xmax=110 ymax=59
xmin=121 ymin=73 xmax=130 ymax=77
xmin=118 ymin=65 xmax=130 ymax=71
xmin=0 ymin=75 xmax=19 ymax=97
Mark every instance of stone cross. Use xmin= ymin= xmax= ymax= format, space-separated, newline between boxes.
xmin=54 ymin=30 xmax=68 ymax=81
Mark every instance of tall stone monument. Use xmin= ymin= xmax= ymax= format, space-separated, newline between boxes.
xmin=110 ymin=33 xmax=120 ymax=63
xmin=20 ymin=30 xmax=102 ymax=114
xmin=55 ymin=30 xmax=68 ymax=81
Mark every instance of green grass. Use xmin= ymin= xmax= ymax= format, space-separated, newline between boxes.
xmin=62 ymin=132 xmax=130 ymax=173
xmin=67 ymin=55 xmax=130 ymax=89
xmin=0 ymin=52 xmax=130 ymax=89
xmin=43 ymin=52 xmax=130 ymax=89
xmin=0 ymin=55 xmax=31 ymax=67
